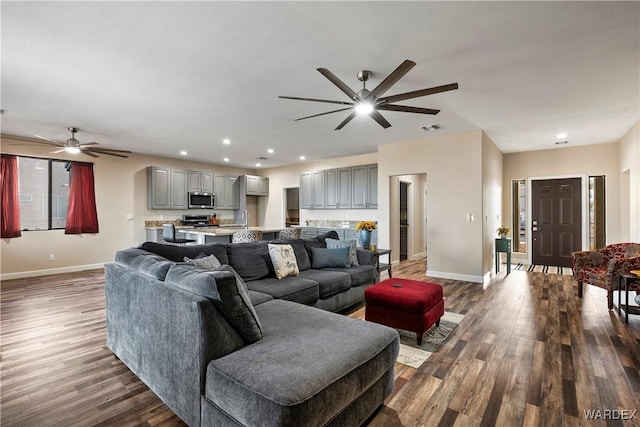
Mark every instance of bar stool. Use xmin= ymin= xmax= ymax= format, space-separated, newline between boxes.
xmin=278 ymin=228 xmax=301 ymax=239
xmin=232 ymin=229 xmax=263 ymax=243
xmin=162 ymin=224 xmax=196 ymax=245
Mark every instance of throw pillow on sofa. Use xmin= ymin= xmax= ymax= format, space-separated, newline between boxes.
xmin=184 ymin=253 xmax=222 ymax=270
xmin=325 ymin=238 xmax=359 ymax=266
xmin=268 ymin=243 xmax=300 ymax=279
xmin=165 ymin=264 xmax=263 ymax=343
xmin=310 ymin=247 xmax=350 ymax=269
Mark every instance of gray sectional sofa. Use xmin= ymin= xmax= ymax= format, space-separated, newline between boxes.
xmin=105 ymin=231 xmax=399 ymax=427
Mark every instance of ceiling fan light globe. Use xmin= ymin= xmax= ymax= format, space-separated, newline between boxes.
xmin=65 ymin=146 xmax=81 ymax=154
xmin=354 ymin=102 xmax=374 ymax=116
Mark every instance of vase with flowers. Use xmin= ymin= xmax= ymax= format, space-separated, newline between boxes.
xmin=355 ymin=221 xmax=377 ymax=249
xmin=496 ymin=226 xmax=510 ymax=239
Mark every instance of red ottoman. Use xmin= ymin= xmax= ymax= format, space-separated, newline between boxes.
xmin=365 ymin=278 xmax=444 ymax=345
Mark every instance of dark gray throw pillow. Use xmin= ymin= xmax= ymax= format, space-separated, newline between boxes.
xmin=310 ymin=247 xmax=350 ymax=269
xmin=165 ymin=264 xmax=263 ymax=343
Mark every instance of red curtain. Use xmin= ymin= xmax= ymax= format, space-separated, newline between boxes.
xmin=65 ymin=162 xmax=99 ymax=234
xmin=1 ymin=154 xmax=22 ymax=238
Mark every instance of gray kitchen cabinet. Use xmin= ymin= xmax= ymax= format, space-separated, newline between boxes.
xmin=300 ymin=172 xmax=312 ymax=209
xmin=312 ymin=170 xmax=325 ymax=209
xmin=325 ymin=167 xmax=351 ymax=209
xmin=213 ymin=174 xmax=239 ymax=209
xmin=245 ymin=175 xmax=269 ymax=196
xmin=187 ymin=170 xmax=214 ymax=193
xmin=147 ymin=166 xmax=187 ymax=209
xmin=299 ymin=227 xmax=318 ymax=239
xmin=351 ymin=164 xmax=377 ymax=209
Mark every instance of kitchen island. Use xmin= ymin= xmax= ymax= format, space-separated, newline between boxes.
xmin=177 ymin=226 xmax=286 ymax=244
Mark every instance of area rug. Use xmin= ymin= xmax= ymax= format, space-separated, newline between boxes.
xmin=505 ymin=263 xmax=573 ymax=276
xmin=396 ymin=311 xmax=464 ymax=369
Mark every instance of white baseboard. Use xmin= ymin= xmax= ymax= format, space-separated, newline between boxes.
xmin=1 ymin=263 xmax=105 ymax=281
xmin=426 ymin=269 xmax=484 ymax=283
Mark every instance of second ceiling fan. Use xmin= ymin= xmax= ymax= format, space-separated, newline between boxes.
xmin=279 ymin=59 xmax=458 ymax=130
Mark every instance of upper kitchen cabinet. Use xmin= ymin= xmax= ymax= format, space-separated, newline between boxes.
xmin=244 ymin=175 xmax=269 ymax=196
xmin=187 ymin=170 xmax=213 ymax=193
xmin=147 ymin=166 xmax=188 ymax=210
xmin=213 ymin=174 xmax=239 ymax=209
xmin=299 ymin=170 xmax=327 ymax=209
xmin=351 ymin=164 xmax=378 ymax=209
xmin=325 ymin=167 xmax=351 ymax=209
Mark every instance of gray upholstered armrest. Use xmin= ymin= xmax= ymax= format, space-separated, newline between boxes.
xmin=356 ymin=249 xmax=376 ymax=266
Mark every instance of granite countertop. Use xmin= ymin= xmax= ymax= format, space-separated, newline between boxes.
xmin=177 ymin=226 xmax=285 ymax=236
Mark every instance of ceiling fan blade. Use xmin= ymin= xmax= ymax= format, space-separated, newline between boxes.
xmin=51 ymin=148 xmax=67 ymax=154
xmin=335 ymin=111 xmax=357 ymax=130
xmin=369 ymin=110 xmax=392 ymax=129
xmin=378 ymin=104 xmax=440 ymax=115
xmin=86 ymin=148 xmax=130 ymax=158
xmin=279 ymin=96 xmax=354 ymax=106
xmin=80 ymin=142 xmax=99 ymax=147
xmin=367 ymin=60 xmax=416 ymax=100
xmin=87 ymin=147 xmax=132 ymax=154
xmin=81 ymin=150 xmax=99 ymax=158
xmin=317 ymin=68 xmax=360 ymax=102
xmin=295 ymin=107 xmax=353 ymax=121
xmin=34 ymin=135 xmax=65 ymax=146
xmin=380 ymin=83 xmax=459 ymax=104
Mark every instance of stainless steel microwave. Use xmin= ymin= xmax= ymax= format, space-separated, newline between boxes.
xmin=188 ymin=192 xmax=214 ymax=209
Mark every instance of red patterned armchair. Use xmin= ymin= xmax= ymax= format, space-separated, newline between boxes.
xmin=571 ymin=243 xmax=640 ymax=309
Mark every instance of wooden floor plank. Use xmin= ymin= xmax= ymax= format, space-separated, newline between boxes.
xmin=2 ymin=262 xmax=640 ymax=426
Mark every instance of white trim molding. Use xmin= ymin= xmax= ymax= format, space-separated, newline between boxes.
xmin=1 ymin=263 xmax=105 ymax=281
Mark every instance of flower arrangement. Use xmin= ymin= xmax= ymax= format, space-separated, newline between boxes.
xmin=496 ymin=226 xmax=510 ymax=236
xmin=356 ymin=221 xmax=377 ymax=232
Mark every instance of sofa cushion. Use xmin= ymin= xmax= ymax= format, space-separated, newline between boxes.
xmin=298 ymin=269 xmax=351 ymax=299
xmin=183 ymin=253 xmax=222 ymax=270
xmin=310 ymin=247 xmax=350 ymax=269
xmin=246 ymin=277 xmax=319 ymax=306
xmin=323 ymin=264 xmax=377 ymax=287
xmin=115 ymin=248 xmax=174 ymax=280
xmin=205 ymin=299 xmax=399 ymax=427
xmin=248 ymin=290 xmax=274 ymax=306
xmin=165 ymin=264 xmax=263 ymax=343
xmin=326 ymin=238 xmax=359 ymax=266
xmin=140 ymin=241 xmax=229 ymax=265
xmin=226 ymin=242 xmax=270 ymax=281
xmin=271 ymin=239 xmax=311 ymax=271
xmin=268 ymin=243 xmax=299 ymax=279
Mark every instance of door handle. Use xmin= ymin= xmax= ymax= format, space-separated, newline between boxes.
xmin=532 ymin=226 xmax=538 ymax=232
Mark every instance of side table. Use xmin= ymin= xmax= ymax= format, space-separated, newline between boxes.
xmin=618 ymin=272 xmax=640 ymax=324
xmin=495 ymin=238 xmax=511 ymax=274
xmin=373 ymin=249 xmax=392 ymax=282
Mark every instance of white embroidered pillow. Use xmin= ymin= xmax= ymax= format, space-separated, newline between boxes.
xmin=268 ymin=243 xmax=299 ymax=279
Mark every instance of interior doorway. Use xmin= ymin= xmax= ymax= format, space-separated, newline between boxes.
xmin=399 ymin=181 xmax=409 ymax=261
xmin=389 ymin=174 xmax=426 ymax=266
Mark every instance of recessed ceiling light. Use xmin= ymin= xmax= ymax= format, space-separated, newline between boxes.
xmin=223 ymin=157 xmax=230 ymax=162
xmin=267 ymin=148 xmax=274 ymax=154
xmin=222 ymin=138 xmax=231 ymax=145
xmin=299 ymin=156 xmax=306 ymax=160
xmin=256 ymin=163 xmax=261 ymax=167
xmin=557 ymin=132 xmax=567 ymax=139
xmin=180 ymin=150 xmax=187 ymax=156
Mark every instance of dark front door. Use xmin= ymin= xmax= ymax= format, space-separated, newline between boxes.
xmin=531 ymin=178 xmax=582 ymax=267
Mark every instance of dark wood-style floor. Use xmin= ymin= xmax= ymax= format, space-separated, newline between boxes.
xmin=2 ymin=261 xmax=639 ymax=426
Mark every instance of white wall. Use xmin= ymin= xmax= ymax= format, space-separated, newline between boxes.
xmin=1 ymin=135 xmax=254 ymax=278
xmin=618 ymin=121 xmax=640 ymax=241
xmin=378 ymin=130 xmax=485 ymax=283
xmin=482 ymin=132 xmax=504 ymax=276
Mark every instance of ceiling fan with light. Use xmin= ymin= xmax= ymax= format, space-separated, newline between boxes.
xmin=279 ymin=59 xmax=458 ymax=130
xmin=29 ymin=127 xmax=132 ymax=158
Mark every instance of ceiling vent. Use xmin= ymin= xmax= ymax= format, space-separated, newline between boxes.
xmin=421 ymin=124 xmax=441 ymax=131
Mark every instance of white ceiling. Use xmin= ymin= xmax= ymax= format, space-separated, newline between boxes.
xmin=2 ymin=1 xmax=638 ymax=169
